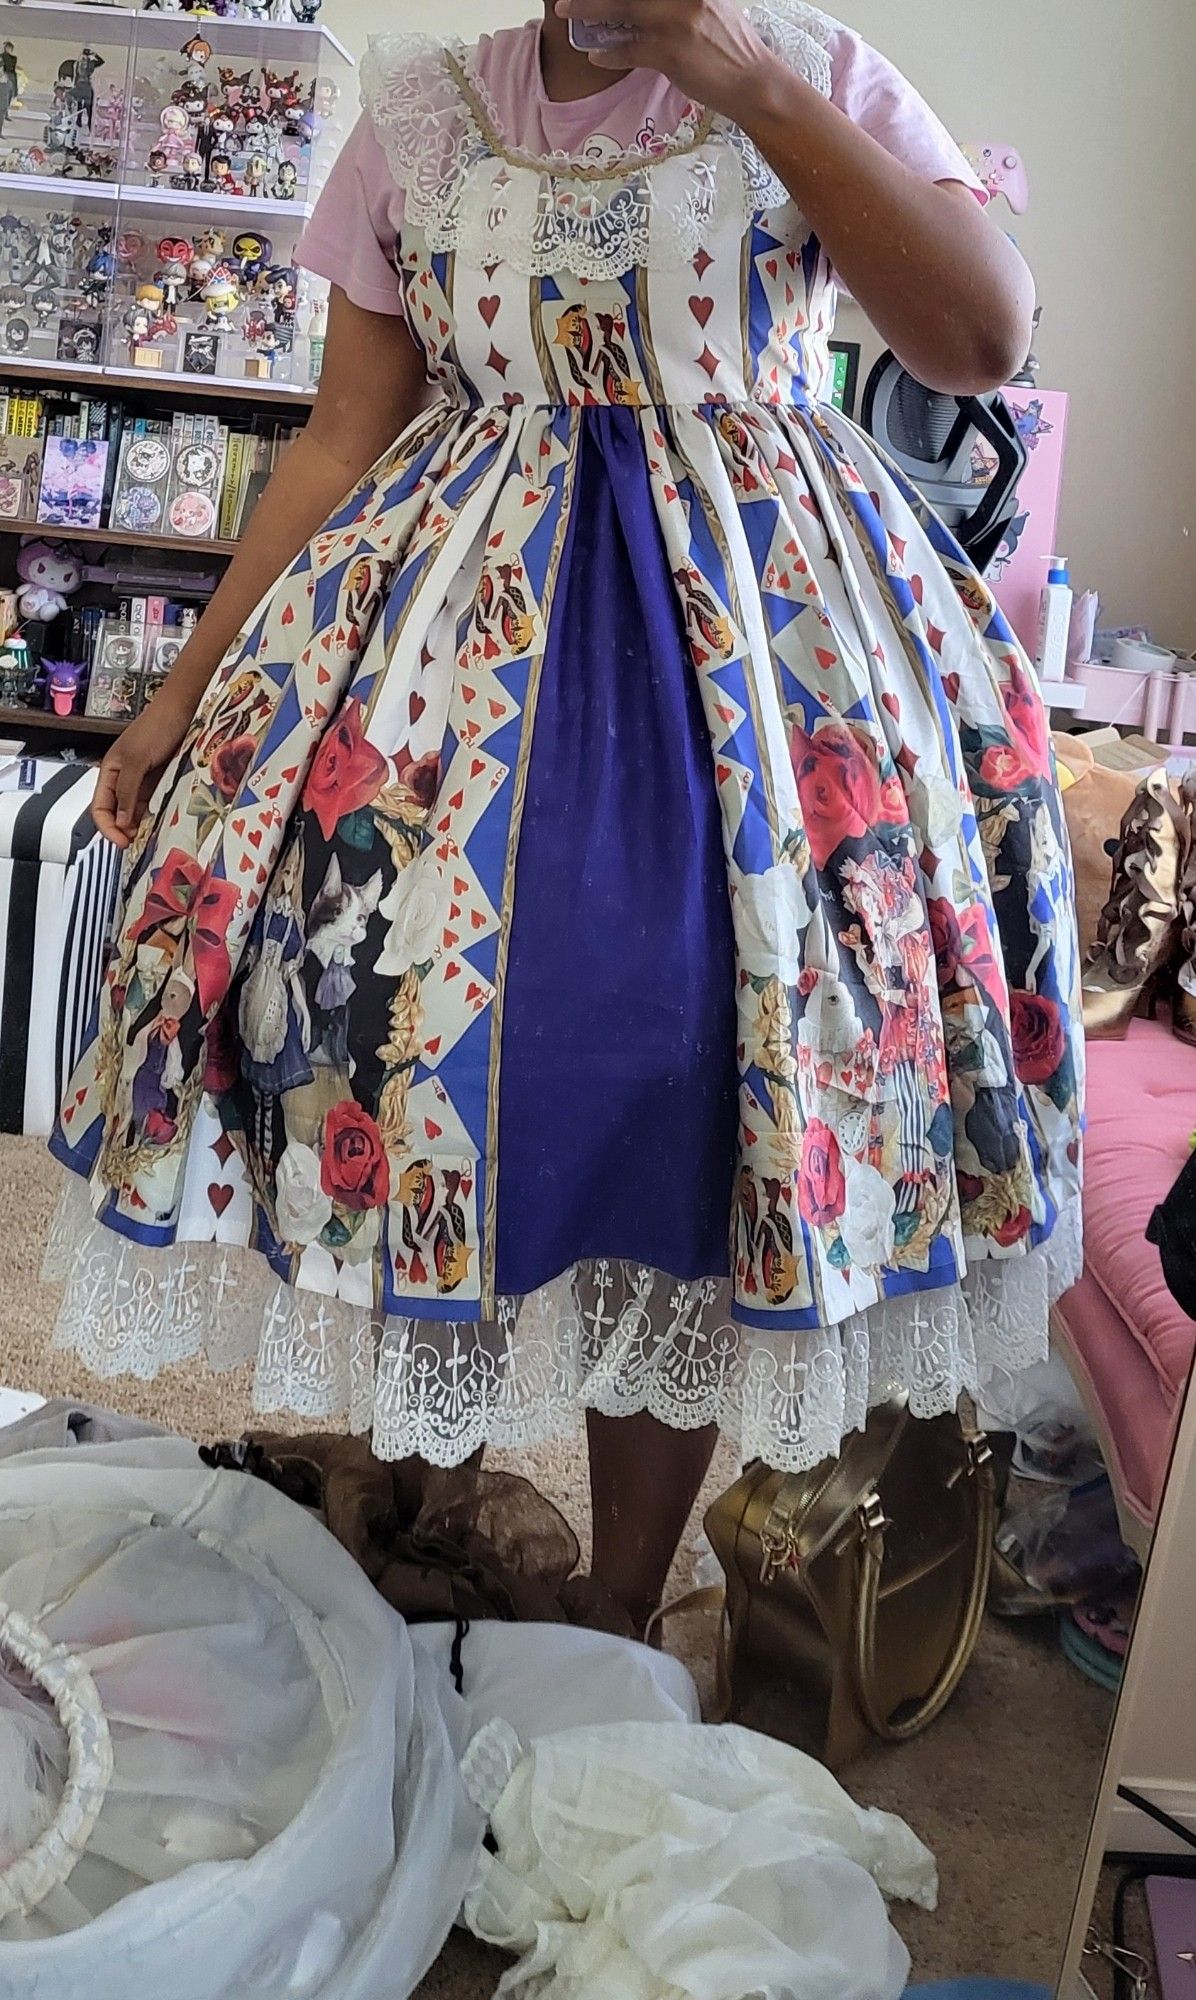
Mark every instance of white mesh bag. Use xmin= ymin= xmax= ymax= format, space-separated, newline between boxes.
xmin=0 ymin=1438 xmax=483 ymax=2000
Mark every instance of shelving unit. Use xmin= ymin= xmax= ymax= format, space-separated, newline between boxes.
xmin=0 ymin=2 xmax=349 ymax=753
xmin=0 ymin=355 xmax=316 ymax=405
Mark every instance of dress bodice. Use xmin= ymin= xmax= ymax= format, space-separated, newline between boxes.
xmin=361 ymin=16 xmax=842 ymax=411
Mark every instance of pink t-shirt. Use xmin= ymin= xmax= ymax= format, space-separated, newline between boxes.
xmin=297 ymin=19 xmax=984 ymax=318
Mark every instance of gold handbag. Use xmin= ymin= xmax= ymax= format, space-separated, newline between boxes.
xmin=704 ymin=1400 xmax=997 ymax=1772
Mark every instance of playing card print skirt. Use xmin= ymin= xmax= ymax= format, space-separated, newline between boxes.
xmin=47 ymin=393 xmax=1084 ymax=1474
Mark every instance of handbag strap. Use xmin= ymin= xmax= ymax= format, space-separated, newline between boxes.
xmin=851 ymin=1433 xmax=998 ymax=1741
xmin=758 ymin=1400 xmax=910 ymax=1585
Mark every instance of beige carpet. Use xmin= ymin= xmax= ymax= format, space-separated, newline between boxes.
xmin=4 ymin=1137 xmax=1115 ymax=1990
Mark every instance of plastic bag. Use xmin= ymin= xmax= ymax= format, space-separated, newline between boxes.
xmin=0 ymin=1438 xmax=483 ymax=2000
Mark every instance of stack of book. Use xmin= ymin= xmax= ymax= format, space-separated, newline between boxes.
xmin=0 ymin=389 xmax=299 ymax=543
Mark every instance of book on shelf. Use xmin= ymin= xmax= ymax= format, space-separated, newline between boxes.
xmin=0 ymin=385 xmax=301 ymax=545
xmin=37 ymin=437 xmax=111 ymax=531
xmin=0 ymin=436 xmax=43 ymax=522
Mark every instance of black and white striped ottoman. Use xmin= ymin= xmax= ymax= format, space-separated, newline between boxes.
xmin=0 ymin=760 xmax=121 ymax=1138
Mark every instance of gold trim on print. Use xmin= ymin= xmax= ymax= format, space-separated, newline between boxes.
xmin=684 ymin=455 xmax=781 ymax=864
xmin=530 ymin=278 xmax=558 ymax=403
xmin=479 ymin=413 xmax=581 ymax=1314
xmin=444 ymin=47 xmax=715 ymax=181
xmin=633 ymin=268 xmax=668 ymax=411
xmin=739 ymin=232 xmax=755 ymax=397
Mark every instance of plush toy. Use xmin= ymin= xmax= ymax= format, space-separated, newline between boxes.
xmin=16 ymin=539 xmax=84 ymax=622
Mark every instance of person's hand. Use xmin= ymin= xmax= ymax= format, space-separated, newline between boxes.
xmin=92 ymin=681 xmax=198 ymax=849
xmin=556 ymin=0 xmax=782 ymax=117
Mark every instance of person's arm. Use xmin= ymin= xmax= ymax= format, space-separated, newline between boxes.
xmin=93 ymin=286 xmax=430 ymax=848
xmin=562 ymin=0 xmax=1034 ymax=395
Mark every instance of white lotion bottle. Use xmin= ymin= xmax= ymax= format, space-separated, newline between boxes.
xmin=1035 ymin=555 xmax=1073 ymax=683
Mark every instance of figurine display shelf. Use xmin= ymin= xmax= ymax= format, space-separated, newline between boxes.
xmin=0 ymin=2 xmax=349 ymax=393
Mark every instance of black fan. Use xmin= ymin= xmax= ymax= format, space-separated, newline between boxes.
xmin=860 ymin=351 xmax=1027 ymax=576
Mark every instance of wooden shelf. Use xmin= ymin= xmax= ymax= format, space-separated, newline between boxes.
xmin=0 ymin=706 xmax=123 ymax=740
xmin=0 ymin=355 xmax=315 ymax=408
xmin=0 ymin=518 xmax=238 ymax=556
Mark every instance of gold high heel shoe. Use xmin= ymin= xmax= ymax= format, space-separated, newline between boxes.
xmin=1083 ymin=769 xmax=1190 ymax=1040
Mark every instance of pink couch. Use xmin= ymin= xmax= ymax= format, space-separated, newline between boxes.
xmin=1053 ymin=1018 xmax=1196 ymax=1550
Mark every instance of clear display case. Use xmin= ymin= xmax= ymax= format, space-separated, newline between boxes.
xmin=0 ymin=1 xmax=352 ymax=394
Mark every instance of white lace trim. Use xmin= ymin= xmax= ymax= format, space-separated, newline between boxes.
xmin=359 ymin=4 xmax=835 ymax=281
xmin=0 ymin=1606 xmax=113 ymax=1922
xmin=45 ymin=1176 xmax=1082 ymax=1476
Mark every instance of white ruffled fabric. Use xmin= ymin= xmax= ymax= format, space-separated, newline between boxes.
xmin=45 ymin=1172 xmax=1082 ymax=1475
xmin=460 ymin=1719 xmax=937 ymax=2000
xmin=359 ymin=2 xmax=835 ymax=281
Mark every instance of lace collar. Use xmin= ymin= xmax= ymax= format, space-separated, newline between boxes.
xmin=360 ymin=3 xmax=837 ymax=282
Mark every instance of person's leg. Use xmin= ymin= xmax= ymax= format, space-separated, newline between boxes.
xmin=587 ymin=1408 xmax=719 ymax=1636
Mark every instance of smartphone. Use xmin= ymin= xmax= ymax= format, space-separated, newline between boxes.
xmin=568 ymin=18 xmax=633 ymax=50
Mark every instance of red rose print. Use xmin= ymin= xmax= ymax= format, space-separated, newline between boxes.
xmin=927 ymin=897 xmax=963 ymax=984
xmin=394 ymin=745 xmax=441 ymax=814
xmin=979 ymin=742 xmax=1034 ymax=790
xmin=994 ymin=1206 xmax=1032 ymax=1246
xmin=790 ymin=722 xmax=883 ymax=869
xmin=192 ymin=872 xmax=241 ymax=1014
xmin=303 ymin=697 xmax=388 ymax=842
xmin=1003 ymin=657 xmax=1052 ymax=781
xmin=130 ymin=848 xmax=204 ymax=944
xmin=799 ymin=1117 xmax=846 ymax=1229
xmin=878 ymin=773 xmax=908 ymax=826
xmin=321 ymin=1101 xmax=390 ymax=1212
xmin=1010 ymin=988 xmax=1066 ymax=1085
xmin=210 ymin=733 xmax=256 ymax=802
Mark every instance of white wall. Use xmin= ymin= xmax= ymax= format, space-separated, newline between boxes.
xmin=325 ymin=0 xmax=1196 ymax=642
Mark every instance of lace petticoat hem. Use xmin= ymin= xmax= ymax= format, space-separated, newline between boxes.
xmin=43 ymin=1176 xmax=1082 ymax=1474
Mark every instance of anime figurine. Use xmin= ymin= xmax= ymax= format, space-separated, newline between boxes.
xmin=263 ymin=69 xmax=302 ymax=117
xmin=197 ymin=106 xmax=235 ymax=174
xmin=147 ymin=145 xmax=171 ymax=186
xmin=232 ymin=229 xmax=273 ymax=283
xmin=59 ymin=48 xmax=105 ymax=132
xmin=244 ymin=154 xmax=268 ymax=198
xmin=206 ymin=153 xmax=241 ymax=196
xmin=0 ymin=41 xmax=19 ymax=139
xmin=0 ymin=311 xmax=29 ymax=354
xmin=16 ymin=541 xmax=83 ymax=624
xmin=273 ymin=159 xmax=298 ymax=201
xmin=172 ymin=151 xmax=204 ymax=192
xmin=217 ymin=67 xmax=253 ymax=109
xmin=46 ymin=659 xmax=84 ymax=718
xmin=266 ymin=265 xmax=297 ymax=324
xmin=203 ymin=273 xmax=239 ymax=330
xmin=289 ymin=0 xmax=324 ymax=22
xmin=45 ymin=86 xmax=80 ymax=153
xmin=156 ymin=238 xmax=192 ymax=313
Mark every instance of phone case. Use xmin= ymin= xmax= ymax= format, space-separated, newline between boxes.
xmin=568 ymin=19 xmax=632 ymax=50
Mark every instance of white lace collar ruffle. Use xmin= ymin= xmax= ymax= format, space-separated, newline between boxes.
xmin=359 ymin=3 xmax=837 ymax=282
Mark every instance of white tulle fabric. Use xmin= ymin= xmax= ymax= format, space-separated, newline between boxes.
xmin=359 ymin=2 xmax=835 ymax=281
xmin=46 ymin=1173 xmax=1082 ymax=1474
xmin=460 ymin=1719 xmax=937 ymax=2000
xmin=0 ymin=1439 xmax=482 ymax=1996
